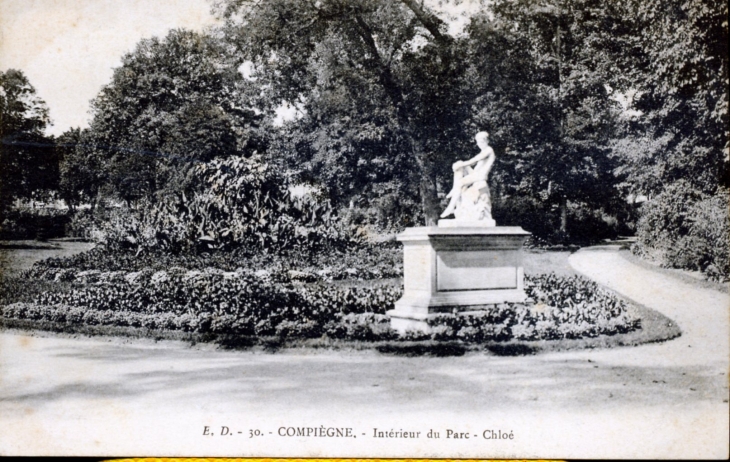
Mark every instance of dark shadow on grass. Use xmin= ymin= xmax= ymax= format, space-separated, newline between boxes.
xmin=486 ymin=344 xmax=539 ymax=356
xmin=215 ymin=334 xmax=257 ymax=350
xmin=0 ymin=243 xmax=61 ymax=250
xmin=260 ymin=337 xmax=284 ymax=352
xmin=376 ymin=341 xmax=466 ymax=357
xmin=214 ymin=335 xmax=285 ymax=352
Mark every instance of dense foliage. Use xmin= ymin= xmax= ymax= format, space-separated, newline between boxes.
xmin=25 ymin=268 xmax=399 ymax=335
xmin=60 ymin=29 xmax=266 ymax=206
xmin=633 ymin=182 xmax=729 ymax=281
xmin=59 ymin=155 xmax=359 ymax=253
xmin=425 ymin=273 xmax=640 ymax=342
xmin=611 ymin=0 xmax=728 ymax=196
xmin=3 ymin=0 xmax=726 ymax=281
xmin=0 ymin=277 xmax=68 ymax=307
xmin=610 ymin=0 xmax=728 ymax=279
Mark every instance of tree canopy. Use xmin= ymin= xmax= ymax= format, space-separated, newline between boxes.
xmin=6 ymin=0 xmax=727 ymax=249
xmin=216 ymin=0 xmax=479 ymax=225
xmin=214 ymin=0 xmax=649 ymax=232
xmin=84 ymin=28 xmax=266 ymax=204
xmin=0 ymin=69 xmax=56 ymax=210
xmin=610 ymin=0 xmax=728 ymax=196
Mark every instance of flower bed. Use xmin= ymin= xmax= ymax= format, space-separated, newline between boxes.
xmin=20 ymin=245 xmax=403 ymax=282
xmin=24 ymin=268 xmax=400 ymax=336
xmin=2 ymin=267 xmax=640 ymax=343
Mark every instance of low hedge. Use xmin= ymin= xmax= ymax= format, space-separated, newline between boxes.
xmin=1 ymin=302 xmax=398 ymax=341
xmin=2 ymin=269 xmax=640 ymax=343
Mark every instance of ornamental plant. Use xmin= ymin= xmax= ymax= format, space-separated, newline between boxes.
xmin=87 ymin=155 xmax=358 ymax=253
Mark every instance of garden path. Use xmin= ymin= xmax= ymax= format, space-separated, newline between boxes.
xmin=0 ymin=246 xmax=728 ymax=458
xmin=569 ymin=245 xmax=729 ymax=370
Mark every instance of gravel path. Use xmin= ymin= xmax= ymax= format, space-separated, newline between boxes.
xmin=569 ymin=246 xmax=729 ymax=370
xmin=0 ymin=246 xmax=728 ymax=458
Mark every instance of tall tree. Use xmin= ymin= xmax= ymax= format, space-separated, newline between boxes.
xmin=57 ymin=127 xmax=104 ymax=211
xmin=216 ymin=0 xmax=475 ymax=224
xmin=0 ymin=69 xmax=55 ymax=210
xmin=611 ymin=0 xmax=728 ymax=196
xmin=87 ymin=28 xmax=265 ymax=204
xmin=464 ymin=0 xmax=625 ymax=236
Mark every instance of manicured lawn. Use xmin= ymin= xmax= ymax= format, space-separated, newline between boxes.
xmin=0 ymin=240 xmax=95 ymax=277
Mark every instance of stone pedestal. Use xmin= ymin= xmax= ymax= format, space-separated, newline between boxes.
xmin=387 ymin=226 xmax=531 ymax=333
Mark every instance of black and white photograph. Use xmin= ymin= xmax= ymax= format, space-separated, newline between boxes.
xmin=0 ymin=0 xmax=728 ymax=458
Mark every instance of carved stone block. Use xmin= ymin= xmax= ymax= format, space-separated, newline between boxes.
xmin=387 ymin=226 xmax=531 ymax=333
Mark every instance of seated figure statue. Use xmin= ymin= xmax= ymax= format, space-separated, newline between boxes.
xmin=440 ymin=131 xmax=496 ymax=223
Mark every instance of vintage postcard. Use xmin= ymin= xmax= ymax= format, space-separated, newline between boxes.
xmin=1 ymin=0 xmax=728 ymax=458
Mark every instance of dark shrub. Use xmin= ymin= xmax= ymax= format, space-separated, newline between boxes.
xmin=493 ymin=195 xmax=623 ymax=246
xmin=565 ymin=202 xmax=621 ymax=244
xmin=492 ymin=195 xmax=557 ymax=240
xmin=634 ymin=182 xmax=728 ymax=281
xmin=0 ymin=208 xmax=70 ymax=240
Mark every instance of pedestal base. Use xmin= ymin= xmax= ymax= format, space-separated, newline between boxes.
xmin=438 ymin=218 xmax=496 ymax=228
xmin=388 ymin=226 xmax=531 ymax=333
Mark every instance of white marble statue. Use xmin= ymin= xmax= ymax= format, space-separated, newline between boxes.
xmin=440 ymin=131 xmax=496 ymax=222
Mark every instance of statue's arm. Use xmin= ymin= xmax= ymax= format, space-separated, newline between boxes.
xmin=455 ymin=148 xmax=494 ymax=169
xmin=482 ymin=151 xmax=496 ymax=176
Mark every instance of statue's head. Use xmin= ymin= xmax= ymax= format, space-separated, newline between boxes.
xmin=475 ymin=131 xmax=489 ymax=148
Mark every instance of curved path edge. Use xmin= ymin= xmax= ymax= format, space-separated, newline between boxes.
xmin=569 ymin=245 xmax=729 ymax=369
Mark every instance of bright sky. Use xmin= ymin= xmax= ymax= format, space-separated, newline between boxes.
xmin=0 ymin=0 xmax=217 ymax=136
xmin=0 ymin=0 xmax=485 ymax=136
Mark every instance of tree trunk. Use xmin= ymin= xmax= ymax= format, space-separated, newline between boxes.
xmin=419 ymin=175 xmax=440 ymax=226
xmin=90 ymin=193 xmax=98 ymax=213
xmin=559 ymin=196 xmax=568 ymax=237
xmin=409 ymin=137 xmax=440 ymax=225
xmin=349 ymin=12 xmax=446 ymax=226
